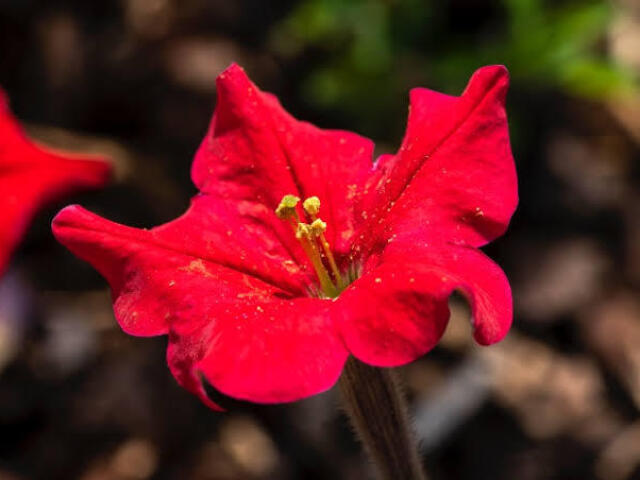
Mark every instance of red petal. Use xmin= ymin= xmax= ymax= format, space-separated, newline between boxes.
xmin=52 ymin=205 xmax=349 ymax=406
xmin=193 ymin=64 xmax=374 ymax=256
xmin=356 ymin=66 xmax=517 ymax=255
xmin=0 ymin=87 xmax=111 ymax=275
xmin=336 ymin=240 xmax=512 ymax=366
xmin=154 ymin=194 xmax=312 ymax=295
xmin=52 ymin=206 xmax=174 ymax=336
xmin=169 ymin=296 xmax=347 ymax=405
xmin=51 ymin=201 xmax=303 ymax=335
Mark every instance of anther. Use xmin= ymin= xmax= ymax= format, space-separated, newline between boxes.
xmin=309 ymin=218 xmax=326 ymax=236
xmin=276 ymin=194 xmax=300 ymax=219
xmin=276 ymin=193 xmax=343 ymax=297
xmin=303 ymin=196 xmax=321 ymax=216
xmin=295 ymin=222 xmax=311 ymax=240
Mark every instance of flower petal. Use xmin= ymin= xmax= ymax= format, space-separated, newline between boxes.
xmin=169 ymin=296 xmax=348 ymax=405
xmin=51 ymin=200 xmax=304 ymax=334
xmin=154 ymin=194 xmax=312 ymax=294
xmin=53 ymin=206 xmax=176 ymax=336
xmin=336 ymin=241 xmax=512 ymax=366
xmin=193 ymin=63 xmax=374 ymax=255
xmin=52 ymin=204 xmax=349 ymax=407
xmin=0 ymin=87 xmax=111 ymax=275
xmin=356 ymin=66 xmax=517 ymax=255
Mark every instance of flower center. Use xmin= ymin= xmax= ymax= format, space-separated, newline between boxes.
xmin=276 ymin=194 xmax=344 ymax=298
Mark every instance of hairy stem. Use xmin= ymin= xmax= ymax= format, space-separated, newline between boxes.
xmin=338 ymin=357 xmax=427 ymax=480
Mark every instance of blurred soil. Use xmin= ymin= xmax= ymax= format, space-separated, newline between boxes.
xmin=0 ymin=1 xmax=639 ymax=479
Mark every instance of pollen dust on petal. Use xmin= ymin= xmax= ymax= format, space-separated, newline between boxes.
xmin=236 ymin=276 xmax=270 ymax=302
xmin=179 ymin=259 xmax=214 ymax=278
xmin=237 ymin=292 xmax=268 ymax=300
xmin=281 ymin=259 xmax=299 ymax=274
xmin=346 ymin=184 xmax=358 ymax=201
xmin=341 ymin=229 xmax=354 ymax=241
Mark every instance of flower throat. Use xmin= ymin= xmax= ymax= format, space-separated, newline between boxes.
xmin=276 ymin=194 xmax=344 ymax=298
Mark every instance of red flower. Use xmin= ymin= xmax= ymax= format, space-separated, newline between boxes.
xmin=0 ymin=87 xmax=111 ymax=277
xmin=52 ymin=64 xmax=517 ymax=410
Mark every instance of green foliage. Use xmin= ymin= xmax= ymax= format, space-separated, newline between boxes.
xmin=269 ymin=0 xmax=638 ymax=137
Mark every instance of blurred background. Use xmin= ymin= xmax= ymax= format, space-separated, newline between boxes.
xmin=0 ymin=0 xmax=639 ymax=479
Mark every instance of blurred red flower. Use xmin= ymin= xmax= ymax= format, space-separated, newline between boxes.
xmin=52 ymin=64 xmax=517 ymax=410
xmin=0 ymin=88 xmax=111 ymax=277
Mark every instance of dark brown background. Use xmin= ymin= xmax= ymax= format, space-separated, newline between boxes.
xmin=0 ymin=0 xmax=639 ymax=479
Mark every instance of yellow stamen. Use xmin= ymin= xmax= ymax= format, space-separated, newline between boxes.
xmin=276 ymin=194 xmax=345 ymax=297
xmin=309 ymin=218 xmax=326 ymax=236
xmin=275 ymin=194 xmax=300 ymax=219
xmin=303 ymin=196 xmax=321 ymax=216
xmin=295 ymin=222 xmax=311 ymax=240
xmin=296 ymin=222 xmax=338 ymax=296
xmin=303 ymin=197 xmax=344 ymax=288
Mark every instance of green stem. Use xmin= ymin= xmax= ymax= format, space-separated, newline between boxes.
xmin=338 ymin=357 xmax=427 ymax=480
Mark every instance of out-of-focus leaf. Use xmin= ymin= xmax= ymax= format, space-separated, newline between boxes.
xmin=559 ymin=59 xmax=638 ymax=98
xmin=269 ymin=0 xmax=639 ymax=129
